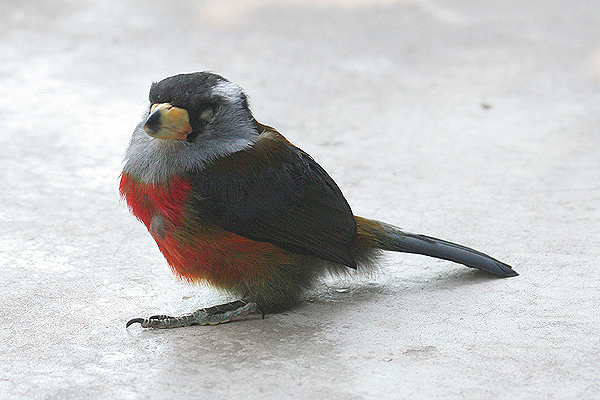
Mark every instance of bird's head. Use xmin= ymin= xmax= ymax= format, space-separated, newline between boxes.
xmin=125 ymin=72 xmax=260 ymax=181
xmin=144 ymin=71 xmax=257 ymax=145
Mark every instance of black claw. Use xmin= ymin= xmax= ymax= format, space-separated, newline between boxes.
xmin=148 ymin=314 xmax=171 ymax=320
xmin=256 ymin=304 xmax=266 ymax=319
xmin=126 ymin=318 xmax=146 ymax=328
xmin=126 ymin=315 xmax=175 ymax=329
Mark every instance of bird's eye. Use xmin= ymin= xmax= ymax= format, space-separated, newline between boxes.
xmin=199 ymin=107 xmax=214 ymax=122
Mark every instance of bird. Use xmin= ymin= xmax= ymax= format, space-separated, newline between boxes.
xmin=121 ymin=71 xmax=517 ymax=329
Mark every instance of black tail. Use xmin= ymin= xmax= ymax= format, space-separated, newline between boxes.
xmin=373 ymin=221 xmax=518 ymax=277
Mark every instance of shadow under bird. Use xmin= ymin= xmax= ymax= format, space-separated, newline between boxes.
xmin=121 ymin=72 xmax=517 ymax=329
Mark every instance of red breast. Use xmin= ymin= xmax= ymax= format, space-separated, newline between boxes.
xmin=119 ymin=172 xmax=293 ymax=287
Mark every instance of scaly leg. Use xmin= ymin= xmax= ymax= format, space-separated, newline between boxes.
xmin=126 ymin=299 xmax=265 ymax=329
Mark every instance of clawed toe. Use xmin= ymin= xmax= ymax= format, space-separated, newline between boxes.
xmin=126 ymin=314 xmax=175 ymax=328
xmin=256 ymin=304 xmax=266 ymax=319
xmin=125 ymin=318 xmax=146 ymax=328
xmin=126 ymin=299 xmax=265 ymax=329
xmin=148 ymin=314 xmax=172 ymax=320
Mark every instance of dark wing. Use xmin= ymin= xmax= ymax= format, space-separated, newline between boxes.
xmin=187 ymin=127 xmax=358 ymax=268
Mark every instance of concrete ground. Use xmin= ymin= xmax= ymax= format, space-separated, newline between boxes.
xmin=2 ymin=0 xmax=599 ymax=398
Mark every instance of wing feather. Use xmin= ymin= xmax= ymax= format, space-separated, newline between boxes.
xmin=187 ymin=125 xmax=358 ymax=267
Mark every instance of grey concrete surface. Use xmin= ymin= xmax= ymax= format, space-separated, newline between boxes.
xmin=2 ymin=0 xmax=599 ymax=398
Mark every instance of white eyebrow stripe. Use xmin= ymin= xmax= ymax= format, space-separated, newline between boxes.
xmin=211 ymin=80 xmax=243 ymax=102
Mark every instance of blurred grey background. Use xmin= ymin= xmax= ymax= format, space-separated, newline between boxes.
xmin=1 ymin=1 xmax=599 ymax=399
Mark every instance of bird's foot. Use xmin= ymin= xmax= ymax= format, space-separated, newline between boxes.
xmin=126 ymin=299 xmax=265 ymax=329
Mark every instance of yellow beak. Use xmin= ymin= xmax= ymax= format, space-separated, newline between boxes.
xmin=143 ymin=103 xmax=192 ymax=140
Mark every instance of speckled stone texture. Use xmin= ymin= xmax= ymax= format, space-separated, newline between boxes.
xmin=1 ymin=1 xmax=599 ymax=398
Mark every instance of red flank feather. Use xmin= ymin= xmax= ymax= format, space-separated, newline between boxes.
xmin=119 ymin=172 xmax=291 ymax=287
xmin=119 ymin=173 xmax=191 ymax=229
